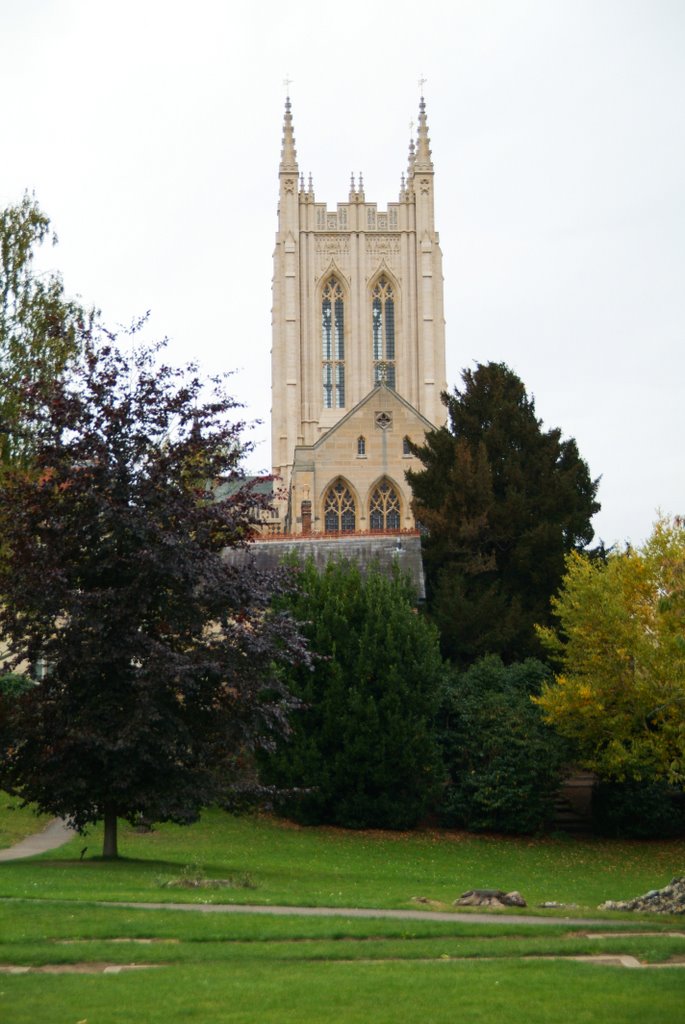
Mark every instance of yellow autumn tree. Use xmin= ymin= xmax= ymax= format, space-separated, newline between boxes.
xmin=535 ymin=515 xmax=685 ymax=786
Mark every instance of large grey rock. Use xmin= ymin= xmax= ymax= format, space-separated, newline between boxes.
xmin=454 ymin=889 xmax=527 ymax=908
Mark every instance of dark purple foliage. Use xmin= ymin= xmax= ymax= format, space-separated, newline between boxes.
xmin=0 ymin=331 xmax=306 ymax=855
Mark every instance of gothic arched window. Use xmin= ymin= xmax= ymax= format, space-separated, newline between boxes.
xmin=372 ymin=276 xmax=396 ymax=389
xmin=369 ymin=479 xmax=401 ymax=532
xmin=322 ymin=276 xmax=345 ymax=408
xmin=357 ymin=435 xmax=366 ymax=456
xmin=324 ymin=479 xmax=356 ymax=533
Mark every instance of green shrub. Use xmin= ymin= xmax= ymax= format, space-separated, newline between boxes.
xmin=260 ymin=559 xmax=444 ymax=829
xmin=592 ymin=779 xmax=685 ymax=838
xmin=0 ymin=673 xmax=33 ymax=697
xmin=0 ymin=674 xmax=34 ymax=748
xmin=438 ymin=656 xmax=571 ymax=834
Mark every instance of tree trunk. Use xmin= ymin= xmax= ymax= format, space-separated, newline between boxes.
xmin=102 ymin=803 xmax=119 ymax=859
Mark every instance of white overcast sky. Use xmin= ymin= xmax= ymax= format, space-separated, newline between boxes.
xmin=2 ymin=0 xmax=683 ymax=548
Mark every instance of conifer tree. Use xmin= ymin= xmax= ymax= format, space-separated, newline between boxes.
xmin=261 ymin=559 xmax=444 ymax=829
xmin=407 ymin=362 xmax=600 ymax=665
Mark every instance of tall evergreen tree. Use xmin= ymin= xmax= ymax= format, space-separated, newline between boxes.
xmin=407 ymin=362 xmax=600 ymax=665
xmin=261 ymin=559 xmax=444 ymax=829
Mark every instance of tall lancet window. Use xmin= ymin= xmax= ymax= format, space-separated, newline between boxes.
xmin=372 ymin=276 xmax=396 ymax=389
xmin=369 ymin=479 xmax=401 ymax=532
xmin=324 ymin=479 xmax=356 ymax=533
xmin=322 ymin=276 xmax=345 ymax=408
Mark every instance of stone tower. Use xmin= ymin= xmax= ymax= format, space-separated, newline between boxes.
xmin=270 ymin=95 xmax=447 ymax=535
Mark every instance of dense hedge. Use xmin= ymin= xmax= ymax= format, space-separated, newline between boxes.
xmin=437 ymin=656 xmax=571 ymax=834
xmin=592 ymin=779 xmax=685 ymax=838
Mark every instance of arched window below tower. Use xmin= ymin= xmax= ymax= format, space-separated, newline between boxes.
xmin=324 ymin=479 xmax=356 ymax=533
xmin=357 ymin=435 xmax=366 ymax=457
xmin=322 ymin=276 xmax=345 ymax=408
xmin=369 ymin=479 xmax=401 ymax=532
xmin=372 ymin=276 xmax=396 ymax=389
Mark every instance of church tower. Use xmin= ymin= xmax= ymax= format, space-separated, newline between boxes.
xmin=271 ymin=95 xmax=447 ymax=535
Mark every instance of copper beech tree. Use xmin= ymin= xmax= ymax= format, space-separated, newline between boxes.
xmin=0 ymin=335 xmax=306 ymax=857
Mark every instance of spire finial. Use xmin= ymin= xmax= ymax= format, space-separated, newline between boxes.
xmin=358 ymin=170 xmax=364 ymax=193
xmin=279 ymin=85 xmax=298 ymax=174
xmin=415 ymin=89 xmax=433 ymax=172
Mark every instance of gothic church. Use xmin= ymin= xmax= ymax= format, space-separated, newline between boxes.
xmin=270 ymin=95 xmax=447 ymax=536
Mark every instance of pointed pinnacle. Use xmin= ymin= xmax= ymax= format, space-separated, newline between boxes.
xmin=279 ymin=95 xmax=298 ymax=173
xmin=415 ymin=95 xmax=433 ymax=171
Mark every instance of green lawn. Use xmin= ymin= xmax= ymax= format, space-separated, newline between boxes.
xmin=1 ymin=807 xmax=684 ymax=1022
xmin=1 ymin=902 xmax=684 ymax=1024
xmin=2 ymin=900 xmax=684 ymax=964
xmin=2 ymin=959 xmax=684 ymax=1024
xmin=1 ymin=808 xmax=683 ymax=915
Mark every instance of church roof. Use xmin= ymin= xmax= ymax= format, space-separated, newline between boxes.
xmin=293 ymin=383 xmax=437 ymax=457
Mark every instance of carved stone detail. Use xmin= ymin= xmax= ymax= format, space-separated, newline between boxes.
xmin=315 ymin=235 xmax=350 ymax=255
xmin=366 ymin=235 xmax=400 ymax=256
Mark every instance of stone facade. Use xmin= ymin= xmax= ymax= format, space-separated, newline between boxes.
xmin=271 ymin=96 xmax=447 ymax=535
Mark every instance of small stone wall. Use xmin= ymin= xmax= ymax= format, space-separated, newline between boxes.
xmin=224 ymin=533 xmax=426 ymax=601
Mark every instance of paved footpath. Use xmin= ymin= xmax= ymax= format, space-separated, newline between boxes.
xmin=107 ymin=900 xmax=638 ymax=928
xmin=0 ymin=818 xmax=75 ymax=862
xmin=0 ymin=820 xmax=652 ymax=928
